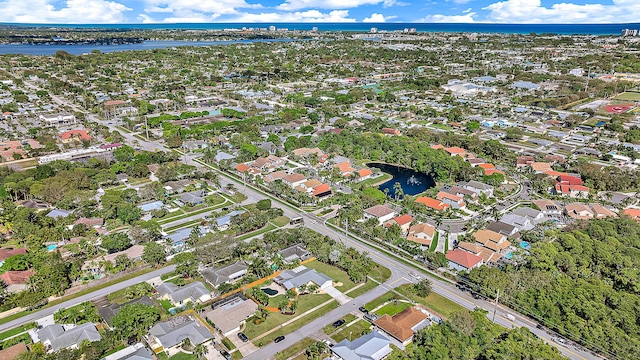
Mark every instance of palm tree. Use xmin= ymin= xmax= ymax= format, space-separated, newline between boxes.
xmin=393 ymin=182 xmax=403 ymax=201
xmin=182 ymin=338 xmax=192 ymax=350
xmin=194 ymin=343 xmax=208 ymax=359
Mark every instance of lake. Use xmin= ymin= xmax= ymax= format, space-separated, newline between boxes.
xmin=0 ymin=39 xmax=297 ymax=55
xmin=367 ymin=163 xmax=435 ymax=198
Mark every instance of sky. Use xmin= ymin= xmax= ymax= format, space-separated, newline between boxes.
xmin=0 ymin=0 xmax=639 ymax=24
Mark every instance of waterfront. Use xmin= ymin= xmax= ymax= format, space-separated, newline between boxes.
xmin=367 ymin=163 xmax=435 ymax=198
xmin=0 ymin=38 xmax=297 ymax=55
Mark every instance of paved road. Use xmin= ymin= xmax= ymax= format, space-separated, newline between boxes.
xmin=0 ymin=265 xmax=175 ymax=333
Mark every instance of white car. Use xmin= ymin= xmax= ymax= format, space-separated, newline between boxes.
xmin=409 ymin=271 xmax=422 ymax=280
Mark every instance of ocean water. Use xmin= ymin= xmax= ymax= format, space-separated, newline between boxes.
xmin=0 ymin=22 xmax=638 ymax=55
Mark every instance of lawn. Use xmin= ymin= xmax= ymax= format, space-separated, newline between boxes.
xmin=275 ymin=337 xmax=316 ymax=360
xmin=0 ymin=333 xmax=31 ymax=349
xmin=330 ymin=320 xmax=372 ymax=343
xmin=158 ymin=299 xmax=173 ymax=312
xmin=304 ymin=260 xmax=357 ymax=292
xmin=221 ymin=337 xmax=236 ymax=351
xmin=272 ymin=216 xmax=291 ymax=227
xmin=368 ymin=264 xmax=391 ymax=283
xmin=614 ymin=92 xmax=640 ymax=101
xmin=429 ymin=232 xmax=439 ymax=252
xmin=235 ymin=223 xmax=276 ymax=241
xmin=375 ymin=302 xmax=411 ymax=317
xmin=254 ymin=301 xmax=340 ymax=346
xmin=0 ymin=323 xmax=36 ymax=342
xmin=169 ymin=352 xmax=198 ymax=360
xmin=344 ymin=280 xmax=378 ymax=298
xmin=395 ymin=284 xmax=466 ymax=318
xmin=244 ymin=293 xmax=333 ymax=340
xmin=323 ymin=314 xmax=357 ymax=335
xmin=364 ymin=292 xmax=404 ymax=312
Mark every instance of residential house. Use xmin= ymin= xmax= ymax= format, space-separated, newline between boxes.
xmin=59 ymin=129 xmax=90 ymax=144
xmin=444 ymin=147 xmax=468 ymax=158
xmin=532 ymin=199 xmax=562 ymax=217
xmin=0 ymin=248 xmax=27 ymax=267
xmin=382 ymin=128 xmax=401 ymax=136
xmin=356 ymin=168 xmax=373 ymax=182
xmin=447 ymin=186 xmax=478 ymax=202
xmin=147 ymin=316 xmax=213 ymax=355
xmin=102 ymin=343 xmax=154 ymax=360
xmin=46 ymin=209 xmax=72 ymax=219
xmin=278 ymin=244 xmax=311 ymax=264
xmin=486 ymin=221 xmax=518 ymax=237
xmin=407 ymin=223 xmax=436 ymax=250
xmin=102 ymin=245 xmax=145 ymax=265
xmin=446 ymin=249 xmax=484 ymax=272
xmin=591 ymin=204 xmax=617 ymax=218
xmin=73 ymin=217 xmax=104 ymax=228
xmin=98 ymin=296 xmax=155 ymax=327
xmin=516 ymin=156 xmax=534 ymax=167
xmin=205 ymin=298 xmax=258 ymax=336
xmin=0 ymin=343 xmax=28 ymax=359
xmin=201 ymin=261 xmax=248 ymax=287
xmin=331 ymin=330 xmax=392 ymax=360
xmin=311 ymin=183 xmax=333 ymax=200
xmin=138 ymin=201 xmax=164 ymax=213
xmin=457 ymin=242 xmax=503 ymax=266
xmin=511 ymin=207 xmax=543 ymax=221
xmin=282 ymin=173 xmax=307 ymax=188
xmin=214 ymin=152 xmax=236 ymax=163
xmin=0 ymin=269 xmax=34 ymax=293
xmin=274 ymin=266 xmax=332 ymax=292
xmin=462 ymin=180 xmax=494 ymax=197
xmin=436 ymin=191 xmax=466 ymax=209
xmin=385 ymin=214 xmax=414 ymax=234
xmin=473 ymin=229 xmax=511 ymax=253
xmin=297 ymin=179 xmax=322 ymax=193
xmin=16 ymin=199 xmax=50 ymax=210
xmin=155 ymin=281 xmax=212 ymax=307
xmin=374 ymin=307 xmax=429 ymax=346
xmin=36 ymin=323 xmax=101 ymax=352
xmin=184 ymin=140 xmax=208 ymax=151
xmin=500 ymin=214 xmax=534 ymax=232
xmin=555 ymin=175 xmax=589 ymax=198
xmin=39 ymin=113 xmax=76 ymax=126
xmin=0 ymin=139 xmax=41 ymax=161
xmin=164 ymin=226 xmax=205 ymax=249
xmin=415 ymin=196 xmax=449 ymax=211
xmin=363 ymin=204 xmax=397 ymax=224
xmin=334 ymin=161 xmax=356 ymax=177
xmin=179 ymin=190 xmax=206 ymax=205
xmin=215 ymin=210 xmax=246 ymax=231
xmin=565 ymin=203 xmax=594 ymax=220
xmin=164 ymin=180 xmax=191 ymax=194
xmin=623 ymin=208 xmax=640 ymax=222
xmin=263 ymin=170 xmax=289 ymax=183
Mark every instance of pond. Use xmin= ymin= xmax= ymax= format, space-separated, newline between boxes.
xmin=367 ymin=163 xmax=435 ymax=198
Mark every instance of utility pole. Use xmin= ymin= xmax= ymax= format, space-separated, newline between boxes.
xmin=344 ymin=217 xmax=348 ymax=246
xmin=145 ymin=115 xmax=149 ymax=140
xmin=492 ymin=289 xmax=500 ymax=323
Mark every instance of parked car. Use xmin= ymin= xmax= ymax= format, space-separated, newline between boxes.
xmin=238 ymin=332 xmax=248 ymax=342
xmin=220 ymin=350 xmax=232 ymax=360
xmin=359 ymin=306 xmax=368 ymax=314
xmin=332 ymin=319 xmax=346 ymax=328
xmin=274 ymin=336 xmax=285 ymax=343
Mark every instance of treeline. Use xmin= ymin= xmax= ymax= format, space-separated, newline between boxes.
xmin=466 ymin=217 xmax=640 ymax=358
xmin=389 ymin=309 xmax=563 ymax=360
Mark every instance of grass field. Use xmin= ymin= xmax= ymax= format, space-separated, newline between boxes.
xmin=344 ymin=280 xmax=378 ymax=298
xmin=369 ymin=264 xmax=392 ymax=283
xmin=395 ymin=284 xmax=466 ymax=318
xmin=272 ymin=216 xmax=291 ymax=227
xmin=323 ymin=314 xmax=357 ymax=335
xmin=243 ymin=293 xmax=332 ymax=340
xmin=304 ymin=260 xmax=357 ymax=292
xmin=0 ymin=323 xmax=36 ymax=342
xmin=330 ymin=320 xmax=372 ymax=343
xmin=275 ymin=337 xmax=315 ymax=360
xmin=169 ymin=353 xmax=198 ymax=360
xmin=613 ymin=92 xmax=640 ymax=101
xmin=221 ymin=337 xmax=236 ymax=350
xmin=235 ymin=223 xmax=276 ymax=241
xmin=375 ymin=302 xmax=411 ymax=316
xmin=429 ymin=232 xmax=439 ymax=252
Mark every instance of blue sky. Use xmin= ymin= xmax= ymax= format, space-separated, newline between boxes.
xmin=0 ymin=0 xmax=639 ymax=24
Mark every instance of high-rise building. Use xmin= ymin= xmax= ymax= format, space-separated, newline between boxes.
xmin=370 ymin=27 xmax=378 ymax=34
xmin=312 ymin=26 xmax=318 ymax=32
xmin=269 ymin=25 xmax=276 ymax=32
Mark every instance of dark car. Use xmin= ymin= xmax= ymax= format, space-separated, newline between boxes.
xmin=333 ymin=319 xmax=346 ymax=328
xmin=238 ymin=332 xmax=248 ymax=342
xmin=220 ymin=350 xmax=233 ymax=360
xmin=274 ymin=336 xmax=285 ymax=343
xmin=359 ymin=306 xmax=368 ymax=314
xmin=536 ymin=324 xmax=543 ymax=330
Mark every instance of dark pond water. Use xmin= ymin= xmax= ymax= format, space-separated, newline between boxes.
xmin=367 ymin=162 xmax=435 ymax=198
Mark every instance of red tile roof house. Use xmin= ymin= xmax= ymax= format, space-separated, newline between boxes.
xmin=446 ymin=249 xmax=483 ymax=272
xmin=624 ymin=208 xmax=640 ymax=222
xmin=382 ymin=128 xmax=401 ymax=136
xmin=385 ymin=214 xmax=414 ymax=234
xmin=407 ymin=223 xmax=436 ymax=250
xmin=282 ymin=173 xmax=307 ymax=188
xmin=0 ymin=248 xmax=27 ymax=267
xmin=355 ymin=168 xmax=373 ymax=182
xmin=363 ymin=204 xmax=397 ymax=224
xmin=436 ymin=191 xmax=466 ymax=209
xmin=73 ymin=218 xmax=104 ymax=228
xmin=334 ymin=161 xmax=356 ymax=177
xmin=311 ymin=183 xmax=333 ymax=200
xmin=0 ymin=269 xmax=34 ymax=293
xmin=374 ymin=306 xmax=429 ymax=346
xmin=516 ymin=155 xmax=535 ymax=168
xmin=59 ymin=129 xmax=91 ymax=144
xmin=415 ymin=196 xmax=450 ymax=211
xmin=554 ymin=175 xmax=589 ymax=198
xmin=444 ymin=147 xmax=468 ymax=158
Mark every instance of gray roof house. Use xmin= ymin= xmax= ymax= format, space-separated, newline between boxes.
xmin=165 ymin=226 xmax=206 ymax=247
xmin=147 ymin=316 xmax=213 ymax=351
xmin=155 ymin=281 xmax=212 ymax=306
xmin=487 ymin=221 xmax=518 ymax=237
xmin=500 ymin=214 xmax=534 ymax=232
xmin=278 ymin=244 xmax=311 ymax=264
xmin=201 ymin=261 xmax=248 ymax=287
xmin=331 ymin=330 xmax=392 ymax=360
xmin=102 ymin=343 xmax=154 ymax=360
xmin=164 ymin=179 xmax=191 ymax=194
xmin=215 ymin=210 xmax=245 ymax=230
xmin=98 ymin=296 xmax=154 ymax=327
xmin=274 ymin=266 xmax=332 ymax=291
xmin=462 ymin=180 xmax=494 ymax=196
xmin=511 ymin=207 xmax=543 ymax=221
xmin=215 ymin=152 xmax=236 ymax=162
xmin=138 ymin=201 xmax=164 ymax=213
xmin=179 ymin=190 xmax=206 ymax=205
xmin=46 ymin=209 xmax=72 ymax=219
xmin=36 ymin=323 xmax=102 ymax=352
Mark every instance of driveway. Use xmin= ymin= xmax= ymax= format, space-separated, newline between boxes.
xmin=228 ymin=330 xmax=259 ymax=357
xmin=324 ymin=285 xmax=351 ymax=305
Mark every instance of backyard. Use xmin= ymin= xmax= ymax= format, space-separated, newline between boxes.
xmin=375 ymin=301 xmax=412 ymax=317
xmin=304 ymin=260 xmax=357 ymax=292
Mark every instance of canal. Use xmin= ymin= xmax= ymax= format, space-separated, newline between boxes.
xmin=367 ymin=163 xmax=435 ymax=198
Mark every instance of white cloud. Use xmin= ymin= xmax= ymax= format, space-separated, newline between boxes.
xmin=0 ymin=0 xmax=131 ymax=23
xmin=463 ymin=7 xmax=472 ymax=12
xmin=482 ymin=0 xmax=640 ymax=23
xmin=228 ymin=9 xmax=357 ymax=22
xmin=277 ymin=0 xmax=383 ymax=11
xmin=420 ymin=12 xmax=477 ymax=22
xmin=143 ymin=0 xmax=261 ymax=16
xmin=382 ymin=0 xmax=409 ymax=7
xmin=362 ymin=13 xmax=397 ymax=22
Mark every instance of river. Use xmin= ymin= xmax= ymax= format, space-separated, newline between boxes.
xmin=367 ymin=163 xmax=435 ymax=198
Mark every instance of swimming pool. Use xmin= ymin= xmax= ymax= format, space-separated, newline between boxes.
xmin=262 ymin=288 xmax=278 ymax=296
xmin=46 ymin=244 xmax=57 ymax=251
xmin=506 ymin=251 xmax=513 ymax=259
xmin=520 ymin=241 xmax=531 ymax=250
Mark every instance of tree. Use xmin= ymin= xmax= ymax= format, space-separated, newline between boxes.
xmin=142 ymin=242 xmax=166 ymax=266
xmin=466 ymin=121 xmax=480 ymax=132
xmin=195 ymin=343 xmax=209 ymax=359
xmin=113 ymin=145 xmax=135 ymax=162
xmin=111 ymin=304 xmax=160 ymax=340
xmin=1 ymin=254 xmax=29 ymax=271
xmin=101 ymin=233 xmax=132 ymax=253
xmin=413 ymin=278 xmax=432 ymax=298
xmin=256 ymin=198 xmax=272 ymax=211
xmin=173 ymin=252 xmax=197 ymax=278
